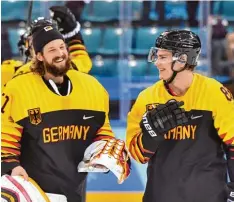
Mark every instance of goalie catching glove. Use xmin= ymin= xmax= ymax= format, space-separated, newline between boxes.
xmin=140 ymin=99 xmax=189 ymax=151
xmin=78 ymin=138 xmax=131 ymax=184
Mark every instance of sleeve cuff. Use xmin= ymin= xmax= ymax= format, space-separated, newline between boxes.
xmin=63 ymin=22 xmax=81 ymax=39
xmin=1 ymin=162 xmax=20 ymax=175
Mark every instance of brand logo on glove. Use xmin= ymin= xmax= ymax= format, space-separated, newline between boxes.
xmin=142 ymin=113 xmax=157 ymax=137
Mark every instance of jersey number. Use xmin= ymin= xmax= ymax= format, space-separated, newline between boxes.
xmin=1 ymin=93 xmax=9 ymax=113
xmin=220 ymin=86 xmax=233 ymax=101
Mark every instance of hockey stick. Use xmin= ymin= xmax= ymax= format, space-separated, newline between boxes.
xmin=24 ymin=1 xmax=33 ymax=63
xmin=27 ymin=1 xmax=33 ymax=27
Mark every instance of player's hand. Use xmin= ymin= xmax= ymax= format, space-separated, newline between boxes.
xmin=140 ymin=99 xmax=189 ymax=140
xmin=49 ymin=6 xmax=78 ymax=34
xmin=227 ymin=182 xmax=234 ymax=202
xmin=11 ymin=166 xmax=29 ymax=181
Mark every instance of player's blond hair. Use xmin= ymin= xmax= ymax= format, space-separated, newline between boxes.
xmin=30 ymin=57 xmax=46 ymax=76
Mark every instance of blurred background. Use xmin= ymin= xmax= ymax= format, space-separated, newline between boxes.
xmin=1 ymin=0 xmax=234 ymax=201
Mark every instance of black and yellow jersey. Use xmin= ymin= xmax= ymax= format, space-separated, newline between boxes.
xmin=126 ymin=73 xmax=234 ymax=202
xmin=1 ymin=39 xmax=92 ymax=88
xmin=1 ymin=70 xmax=113 ymax=201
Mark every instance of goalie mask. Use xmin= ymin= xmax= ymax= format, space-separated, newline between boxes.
xmin=78 ymin=138 xmax=131 ymax=184
xmin=1 ymin=175 xmax=50 ymax=202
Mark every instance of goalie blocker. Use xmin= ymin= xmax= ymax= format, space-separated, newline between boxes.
xmin=78 ymin=138 xmax=131 ymax=184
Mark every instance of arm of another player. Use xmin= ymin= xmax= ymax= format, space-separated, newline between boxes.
xmin=211 ymin=81 xmax=234 ymax=201
xmin=1 ymin=86 xmax=28 ymax=180
xmin=68 ymin=33 xmax=92 ymax=74
xmin=126 ymin=92 xmax=157 ymax=164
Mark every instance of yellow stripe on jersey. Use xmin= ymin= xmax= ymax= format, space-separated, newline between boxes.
xmin=1 ymin=154 xmax=19 ymax=159
xmin=129 ymin=134 xmax=145 ymax=163
xmin=1 ymin=134 xmax=19 ymax=143
xmin=1 ymin=147 xmax=21 ymax=156
xmin=69 ymin=44 xmax=86 ymax=52
xmin=2 ymin=123 xmax=23 ymax=138
xmin=1 ymin=118 xmax=23 ymax=162
xmin=68 ymin=39 xmax=83 ymax=46
xmin=1 ymin=141 xmax=20 ymax=149
xmin=71 ymin=50 xmax=89 ymax=56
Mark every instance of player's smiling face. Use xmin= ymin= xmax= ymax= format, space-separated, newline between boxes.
xmin=36 ymin=39 xmax=71 ymax=77
xmin=154 ymin=49 xmax=174 ymax=80
xmin=42 ymin=39 xmax=68 ymax=69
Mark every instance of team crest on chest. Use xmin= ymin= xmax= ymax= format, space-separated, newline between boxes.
xmin=146 ymin=103 xmax=159 ymax=111
xmin=28 ymin=108 xmax=42 ymax=125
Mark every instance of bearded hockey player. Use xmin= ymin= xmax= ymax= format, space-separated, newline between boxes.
xmin=1 ymin=22 xmax=130 ymax=202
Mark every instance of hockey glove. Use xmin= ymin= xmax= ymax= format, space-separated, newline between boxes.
xmin=78 ymin=138 xmax=131 ymax=184
xmin=140 ymin=99 xmax=189 ymax=151
xmin=78 ymin=140 xmax=109 ymax=173
xmin=49 ymin=6 xmax=82 ymax=41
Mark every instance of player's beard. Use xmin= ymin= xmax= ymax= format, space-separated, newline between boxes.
xmin=43 ymin=55 xmax=71 ymax=77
